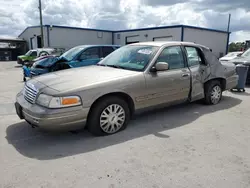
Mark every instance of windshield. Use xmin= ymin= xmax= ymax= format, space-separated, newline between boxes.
xmin=25 ymin=50 xmax=33 ymax=56
xmin=60 ymin=46 xmax=86 ymax=61
xmin=35 ymin=57 xmax=58 ymax=67
xmin=98 ymin=45 xmax=159 ymax=71
xmin=241 ymin=48 xmax=250 ymax=58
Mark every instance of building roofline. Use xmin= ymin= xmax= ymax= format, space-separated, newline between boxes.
xmin=44 ymin=25 xmax=112 ymax=32
xmin=114 ymin=25 xmax=230 ymax=34
xmin=114 ymin=25 xmax=183 ymax=33
xmin=18 ymin=24 xmax=230 ymax=38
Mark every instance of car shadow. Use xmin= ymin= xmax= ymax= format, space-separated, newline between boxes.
xmin=5 ymin=96 xmax=242 ymax=160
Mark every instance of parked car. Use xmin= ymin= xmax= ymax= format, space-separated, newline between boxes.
xmin=17 ymin=48 xmax=56 ymax=65
xmin=229 ymin=48 xmax=250 ymax=84
xmin=22 ymin=55 xmax=59 ymax=81
xmin=219 ymin=51 xmax=243 ymax=62
xmin=15 ymin=41 xmax=238 ymax=136
xmin=28 ymin=45 xmax=120 ymax=77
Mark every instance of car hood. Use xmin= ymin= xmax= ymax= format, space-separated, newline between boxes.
xmin=18 ymin=55 xmax=27 ymax=59
xmin=219 ymin=56 xmax=237 ymax=61
xmin=230 ymin=56 xmax=250 ymax=65
xmin=33 ymin=65 xmax=141 ymax=92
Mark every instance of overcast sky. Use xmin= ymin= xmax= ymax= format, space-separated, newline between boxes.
xmin=0 ymin=0 xmax=250 ymax=42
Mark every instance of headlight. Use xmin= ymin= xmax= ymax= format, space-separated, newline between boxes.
xmin=36 ymin=94 xmax=81 ymax=108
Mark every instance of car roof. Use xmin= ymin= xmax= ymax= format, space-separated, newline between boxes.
xmin=129 ymin=41 xmax=209 ymax=49
xmin=74 ymin=44 xmax=121 ymax=48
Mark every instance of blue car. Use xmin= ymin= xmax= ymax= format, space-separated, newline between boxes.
xmin=28 ymin=45 xmax=120 ymax=78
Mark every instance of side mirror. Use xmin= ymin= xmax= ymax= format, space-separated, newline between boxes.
xmin=151 ymin=62 xmax=169 ymax=72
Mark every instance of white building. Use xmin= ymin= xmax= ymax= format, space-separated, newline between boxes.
xmin=18 ymin=24 xmax=230 ymax=57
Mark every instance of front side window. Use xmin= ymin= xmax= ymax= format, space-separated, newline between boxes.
xmin=185 ymin=47 xmax=201 ymax=67
xmin=99 ymin=45 xmax=159 ymax=71
xmin=156 ymin=46 xmax=185 ymax=70
xmin=30 ymin=51 xmax=37 ymax=57
xmin=79 ymin=47 xmax=100 ymax=60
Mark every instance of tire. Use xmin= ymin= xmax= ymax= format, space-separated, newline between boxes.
xmin=204 ymin=80 xmax=222 ymax=105
xmin=88 ymin=96 xmax=130 ymax=136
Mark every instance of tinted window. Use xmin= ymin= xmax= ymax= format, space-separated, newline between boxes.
xmin=156 ymin=46 xmax=185 ymax=70
xmin=185 ymin=47 xmax=201 ymax=67
xmin=79 ymin=47 xmax=100 ymax=60
xmin=102 ymin=47 xmax=114 ymax=57
xmin=30 ymin=51 xmax=37 ymax=57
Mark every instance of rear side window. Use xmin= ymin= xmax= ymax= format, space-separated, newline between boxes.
xmin=185 ymin=47 xmax=201 ymax=67
xmin=102 ymin=47 xmax=115 ymax=57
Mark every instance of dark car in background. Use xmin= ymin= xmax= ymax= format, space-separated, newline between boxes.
xmin=230 ymin=48 xmax=250 ymax=84
xmin=29 ymin=44 xmax=120 ymax=77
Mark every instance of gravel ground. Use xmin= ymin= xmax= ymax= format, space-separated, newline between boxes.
xmin=1 ymin=61 xmax=250 ymax=188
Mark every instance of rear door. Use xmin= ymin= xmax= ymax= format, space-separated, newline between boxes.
xmin=72 ymin=47 xmax=101 ymax=67
xmin=183 ymin=46 xmax=207 ymax=101
xmin=143 ymin=45 xmax=191 ymax=107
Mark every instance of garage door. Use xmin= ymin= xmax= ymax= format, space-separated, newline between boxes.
xmin=126 ymin=35 xmax=140 ymax=44
xmin=153 ymin=36 xmax=173 ymax=41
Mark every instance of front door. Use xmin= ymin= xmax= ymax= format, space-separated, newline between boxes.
xmin=71 ymin=47 xmax=101 ymax=68
xmin=143 ymin=45 xmax=191 ymax=107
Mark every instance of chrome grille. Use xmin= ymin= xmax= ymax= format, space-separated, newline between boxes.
xmin=24 ymin=84 xmax=38 ymax=104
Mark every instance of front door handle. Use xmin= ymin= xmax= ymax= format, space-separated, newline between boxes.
xmin=182 ymin=73 xmax=189 ymax=77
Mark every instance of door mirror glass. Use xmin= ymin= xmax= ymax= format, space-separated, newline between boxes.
xmin=155 ymin=62 xmax=169 ymax=71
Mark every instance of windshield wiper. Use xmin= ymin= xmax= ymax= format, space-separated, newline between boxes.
xmin=97 ymin=64 xmax=125 ymax=69
xmin=106 ymin=65 xmax=125 ymax=69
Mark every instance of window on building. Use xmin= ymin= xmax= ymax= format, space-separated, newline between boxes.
xmin=156 ymin=46 xmax=185 ymax=70
xmin=79 ymin=47 xmax=100 ymax=60
xmin=102 ymin=47 xmax=115 ymax=57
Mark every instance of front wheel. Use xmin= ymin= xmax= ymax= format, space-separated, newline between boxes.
xmin=88 ymin=97 xmax=130 ymax=136
xmin=204 ymin=80 xmax=222 ymax=105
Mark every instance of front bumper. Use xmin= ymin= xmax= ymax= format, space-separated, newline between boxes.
xmin=15 ymin=93 xmax=90 ymax=131
xmin=226 ymin=74 xmax=239 ymax=90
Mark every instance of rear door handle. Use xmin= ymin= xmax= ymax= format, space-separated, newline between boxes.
xmin=182 ymin=73 xmax=189 ymax=77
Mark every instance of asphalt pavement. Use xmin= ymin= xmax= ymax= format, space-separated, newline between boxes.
xmin=1 ymin=61 xmax=250 ymax=188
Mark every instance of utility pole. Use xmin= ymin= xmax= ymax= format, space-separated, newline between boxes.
xmin=226 ymin=13 xmax=231 ymax=54
xmin=39 ymin=0 xmax=44 ymax=48
xmin=227 ymin=13 xmax=231 ymax=33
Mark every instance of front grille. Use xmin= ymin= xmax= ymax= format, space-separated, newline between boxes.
xmin=24 ymin=84 xmax=38 ymax=104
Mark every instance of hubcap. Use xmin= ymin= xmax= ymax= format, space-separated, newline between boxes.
xmin=100 ymin=104 xmax=125 ymax=134
xmin=211 ymin=85 xmax=221 ymax=104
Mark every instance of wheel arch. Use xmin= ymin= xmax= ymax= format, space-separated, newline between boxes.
xmin=87 ymin=92 xmax=135 ymax=120
xmin=204 ymin=77 xmax=226 ymax=91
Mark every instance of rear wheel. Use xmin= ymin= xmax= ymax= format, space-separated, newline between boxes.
xmin=88 ymin=96 xmax=130 ymax=136
xmin=204 ymin=80 xmax=222 ymax=105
